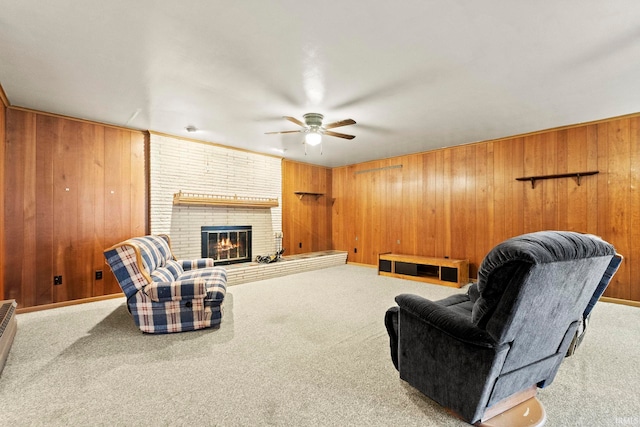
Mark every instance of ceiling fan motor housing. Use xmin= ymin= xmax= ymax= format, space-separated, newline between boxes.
xmin=303 ymin=113 xmax=324 ymax=129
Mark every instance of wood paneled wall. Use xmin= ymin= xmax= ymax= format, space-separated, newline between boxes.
xmin=332 ymin=115 xmax=640 ymax=302
xmin=4 ymin=106 xmax=638 ymax=306
xmin=282 ymin=160 xmax=332 ymax=255
xmin=0 ymin=100 xmax=6 ymax=299
xmin=3 ymin=108 xmax=147 ymax=308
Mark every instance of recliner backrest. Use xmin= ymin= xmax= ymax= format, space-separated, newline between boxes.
xmin=472 ymin=231 xmax=615 ymax=371
xmin=128 ymin=235 xmax=174 ymax=273
xmin=104 ymin=234 xmax=177 ymax=299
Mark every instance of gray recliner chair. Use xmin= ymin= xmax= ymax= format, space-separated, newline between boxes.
xmin=384 ymin=231 xmax=616 ymax=425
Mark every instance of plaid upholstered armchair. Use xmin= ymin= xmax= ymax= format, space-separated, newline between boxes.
xmin=104 ymin=234 xmax=227 ymax=334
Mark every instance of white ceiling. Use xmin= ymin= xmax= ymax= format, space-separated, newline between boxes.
xmin=2 ymin=1 xmax=640 ymax=167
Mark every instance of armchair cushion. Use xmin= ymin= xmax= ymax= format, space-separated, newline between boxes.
xmin=143 ymin=279 xmax=208 ymax=302
xmin=181 ymin=259 xmax=215 ymax=270
xmin=151 ymin=260 xmax=184 ymax=283
xmin=396 ymin=293 xmax=495 ymax=348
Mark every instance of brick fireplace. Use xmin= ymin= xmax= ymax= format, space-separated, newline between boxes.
xmin=149 ymin=133 xmax=282 ymax=260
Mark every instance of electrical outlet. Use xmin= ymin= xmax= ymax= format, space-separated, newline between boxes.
xmin=54 ymin=276 xmax=62 ymax=285
xmin=95 ymin=270 xmax=103 ymax=280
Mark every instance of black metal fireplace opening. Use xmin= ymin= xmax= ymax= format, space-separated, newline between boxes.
xmin=201 ymin=225 xmax=252 ymax=265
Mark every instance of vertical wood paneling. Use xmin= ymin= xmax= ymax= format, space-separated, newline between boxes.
xmin=354 ymin=163 xmax=370 ymax=263
xmin=492 ymin=140 xmax=507 ymax=241
xmin=282 ymin=160 xmax=332 ymax=256
xmin=328 ymin=115 xmax=640 ymax=302
xmin=510 ymin=138 xmax=525 ymax=238
xmin=129 ymin=132 xmax=147 ymax=237
xmin=602 ymin=119 xmax=631 ymax=299
xmin=52 ymin=119 xmax=79 ymax=302
xmin=422 ymin=152 xmax=437 ymax=255
xmin=474 ymin=143 xmax=490 ymax=278
xmin=433 ymin=150 xmax=446 ymax=257
xmin=4 ymin=107 xmax=640 ymax=306
xmin=541 ymin=132 xmax=559 ymax=230
xmin=462 ymin=146 xmax=476 ymax=270
xmin=0 ymin=102 xmax=4 ymax=299
xmin=4 ymin=109 xmax=36 ymax=306
xmin=523 ymin=135 xmax=544 ymax=232
xmin=401 ymin=155 xmax=421 ymax=255
xmin=92 ymin=126 xmax=106 ymax=296
xmin=450 ymin=146 xmax=467 ymax=260
xmin=76 ymin=122 xmax=99 ymax=300
xmin=331 ymin=167 xmax=345 ymax=253
xmin=557 ymin=130 xmax=570 ymax=231
xmin=3 ymin=109 xmax=146 ymax=308
xmin=585 ymin=125 xmax=599 ymax=233
xmin=629 ymin=118 xmax=640 ymax=301
xmin=35 ymin=115 xmax=56 ymax=305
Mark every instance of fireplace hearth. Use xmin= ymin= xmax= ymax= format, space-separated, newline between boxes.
xmin=201 ymin=225 xmax=252 ymax=265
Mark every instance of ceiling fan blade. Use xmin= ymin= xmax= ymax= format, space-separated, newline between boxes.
xmin=324 ymin=118 xmax=356 ymax=129
xmin=265 ymin=130 xmax=302 ymax=135
xmin=324 ymin=130 xmax=355 ymax=140
xmin=283 ymin=116 xmax=306 ymax=127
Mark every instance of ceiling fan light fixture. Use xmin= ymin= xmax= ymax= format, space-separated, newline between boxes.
xmin=305 ymin=131 xmax=322 ymax=146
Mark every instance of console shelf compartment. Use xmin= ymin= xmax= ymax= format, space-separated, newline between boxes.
xmin=378 ymin=253 xmax=469 ymax=288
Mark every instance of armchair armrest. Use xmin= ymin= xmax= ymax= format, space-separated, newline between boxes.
xmin=180 ymin=259 xmax=215 ymax=271
xmin=143 ymin=279 xmax=208 ymax=302
xmin=395 ymin=293 xmax=509 ymax=422
xmin=396 ymin=293 xmax=496 ymax=348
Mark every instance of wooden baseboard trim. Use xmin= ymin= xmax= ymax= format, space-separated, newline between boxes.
xmin=16 ymin=293 xmax=125 ymax=314
xmin=600 ymin=297 xmax=640 ymax=308
xmin=346 ymin=261 xmax=377 ymax=268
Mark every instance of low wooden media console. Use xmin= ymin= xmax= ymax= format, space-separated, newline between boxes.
xmin=378 ymin=253 xmax=469 ymax=288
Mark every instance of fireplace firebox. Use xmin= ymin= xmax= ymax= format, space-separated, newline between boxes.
xmin=201 ymin=225 xmax=252 ymax=265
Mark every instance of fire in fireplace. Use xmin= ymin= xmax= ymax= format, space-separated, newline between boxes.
xmin=201 ymin=225 xmax=252 ymax=265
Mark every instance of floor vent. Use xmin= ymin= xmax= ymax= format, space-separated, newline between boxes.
xmin=0 ymin=300 xmax=18 ymax=376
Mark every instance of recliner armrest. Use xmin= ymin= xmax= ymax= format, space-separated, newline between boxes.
xmin=180 ymin=259 xmax=215 ymax=271
xmin=396 ymin=293 xmax=496 ymax=348
xmin=143 ymin=279 xmax=208 ymax=302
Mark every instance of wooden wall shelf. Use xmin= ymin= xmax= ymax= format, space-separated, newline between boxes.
xmin=294 ymin=192 xmax=324 ymax=200
xmin=173 ymin=191 xmax=279 ymax=208
xmin=515 ymin=171 xmax=599 ymax=188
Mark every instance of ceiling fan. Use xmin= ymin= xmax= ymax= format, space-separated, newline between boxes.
xmin=265 ymin=113 xmax=356 ymax=147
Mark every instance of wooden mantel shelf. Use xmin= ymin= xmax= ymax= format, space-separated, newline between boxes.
xmin=515 ymin=171 xmax=599 ymax=189
xmin=294 ymin=191 xmax=324 ymax=200
xmin=173 ymin=191 xmax=279 ymax=208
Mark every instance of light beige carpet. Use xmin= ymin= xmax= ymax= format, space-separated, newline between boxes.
xmin=1 ymin=264 xmax=639 ymax=426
